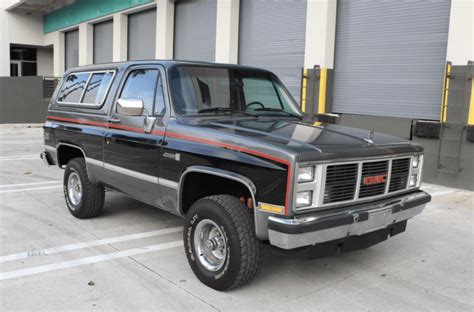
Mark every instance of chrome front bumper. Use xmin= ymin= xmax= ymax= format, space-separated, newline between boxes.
xmin=268 ymin=191 xmax=430 ymax=250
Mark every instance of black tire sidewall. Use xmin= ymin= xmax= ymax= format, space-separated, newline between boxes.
xmin=184 ymin=199 xmax=243 ymax=290
xmin=63 ymin=159 xmax=86 ymax=217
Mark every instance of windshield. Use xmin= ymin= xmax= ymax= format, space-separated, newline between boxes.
xmin=169 ymin=65 xmax=303 ymax=118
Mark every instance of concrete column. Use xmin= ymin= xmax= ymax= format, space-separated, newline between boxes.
xmin=303 ymin=0 xmax=337 ymax=69
xmin=45 ymin=31 xmax=65 ymax=76
xmin=0 ymin=9 xmax=10 ymax=76
xmin=446 ymin=0 xmax=473 ymax=65
xmin=215 ymin=0 xmax=240 ymax=64
xmin=113 ymin=13 xmax=128 ymax=62
xmin=155 ymin=0 xmax=174 ymax=59
xmin=78 ymin=23 xmax=93 ymax=65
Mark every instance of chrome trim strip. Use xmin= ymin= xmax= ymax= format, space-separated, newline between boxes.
xmin=98 ymin=161 xmax=178 ymax=189
xmin=385 ymin=159 xmax=393 ymax=193
xmin=54 ymin=143 xmax=177 ymax=189
xmin=158 ymin=177 xmax=179 ymax=189
xmin=85 ymin=157 xmax=103 ymax=167
xmin=103 ymin=162 xmax=158 ymax=184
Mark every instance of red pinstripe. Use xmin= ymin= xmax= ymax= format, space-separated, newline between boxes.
xmin=47 ymin=115 xmax=292 ymax=214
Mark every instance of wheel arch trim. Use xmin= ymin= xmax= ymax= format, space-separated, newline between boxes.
xmin=177 ymin=166 xmax=257 ymax=217
xmin=56 ymin=142 xmax=96 ymax=179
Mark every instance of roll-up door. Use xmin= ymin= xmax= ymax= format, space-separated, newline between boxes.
xmin=128 ymin=9 xmax=156 ymax=61
xmin=332 ymin=0 xmax=451 ymax=119
xmin=238 ymin=0 xmax=307 ymax=103
xmin=93 ymin=20 xmax=113 ymax=64
xmin=65 ymin=29 xmax=78 ymax=70
xmin=174 ymin=0 xmax=217 ymax=61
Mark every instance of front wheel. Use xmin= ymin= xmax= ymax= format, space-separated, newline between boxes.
xmin=183 ymin=195 xmax=262 ymax=291
xmin=63 ymin=158 xmax=105 ymax=219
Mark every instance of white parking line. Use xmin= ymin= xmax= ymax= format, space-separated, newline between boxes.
xmin=0 ymin=226 xmax=182 ymax=263
xmin=0 ymin=155 xmax=38 ymax=159
xmin=0 ymin=240 xmax=183 ymax=281
xmin=0 ymin=181 xmax=61 ymax=188
xmin=0 ymin=157 xmax=39 ymax=161
xmin=0 ymin=185 xmax=62 ymax=194
xmin=0 ymin=141 xmax=43 ymax=145
xmin=430 ymin=189 xmax=457 ymax=197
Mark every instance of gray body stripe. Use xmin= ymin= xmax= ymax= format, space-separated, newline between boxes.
xmin=85 ymin=158 xmax=178 ymax=189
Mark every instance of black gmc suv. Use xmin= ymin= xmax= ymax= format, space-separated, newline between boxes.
xmin=41 ymin=61 xmax=430 ymax=290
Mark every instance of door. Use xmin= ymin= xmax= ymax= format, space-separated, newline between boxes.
xmin=238 ymin=0 xmax=307 ymax=103
xmin=93 ymin=19 xmax=113 ymax=64
xmin=128 ymin=9 xmax=156 ymax=61
xmin=332 ymin=0 xmax=451 ymax=119
xmin=103 ymin=66 xmax=167 ymax=208
xmin=174 ymin=0 xmax=217 ymax=62
xmin=10 ymin=61 xmax=21 ymax=76
xmin=65 ymin=29 xmax=79 ymax=70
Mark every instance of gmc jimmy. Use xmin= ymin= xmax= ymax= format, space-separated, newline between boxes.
xmin=41 ymin=61 xmax=430 ymax=290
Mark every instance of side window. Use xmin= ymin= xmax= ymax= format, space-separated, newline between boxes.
xmin=242 ymin=77 xmax=282 ymax=109
xmin=120 ymin=69 xmax=158 ymax=114
xmin=82 ymin=72 xmax=114 ymax=105
xmin=57 ymin=73 xmax=89 ymax=103
xmin=154 ymin=75 xmax=166 ymax=115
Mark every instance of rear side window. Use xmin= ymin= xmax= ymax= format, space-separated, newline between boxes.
xmin=82 ymin=72 xmax=114 ymax=105
xmin=57 ymin=70 xmax=115 ymax=106
xmin=57 ymin=73 xmax=89 ymax=103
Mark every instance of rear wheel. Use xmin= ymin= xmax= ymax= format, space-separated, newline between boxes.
xmin=63 ymin=158 xmax=104 ymax=219
xmin=183 ymin=195 xmax=262 ymax=291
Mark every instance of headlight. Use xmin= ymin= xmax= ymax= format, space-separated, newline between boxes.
xmin=412 ymin=155 xmax=420 ymax=168
xmin=296 ymin=191 xmax=312 ymax=207
xmin=409 ymin=174 xmax=418 ymax=187
xmin=298 ymin=166 xmax=314 ymax=183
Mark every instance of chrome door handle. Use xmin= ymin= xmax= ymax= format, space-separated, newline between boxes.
xmin=108 ymin=118 xmax=121 ymax=123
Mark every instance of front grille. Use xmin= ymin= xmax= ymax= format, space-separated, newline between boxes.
xmin=323 ymin=163 xmax=358 ymax=204
xmin=389 ymin=158 xmax=410 ymax=192
xmin=322 ymin=157 xmax=412 ymax=206
xmin=359 ymin=160 xmax=389 ymax=198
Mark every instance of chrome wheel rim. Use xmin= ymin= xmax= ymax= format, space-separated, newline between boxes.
xmin=67 ymin=171 xmax=82 ymax=207
xmin=194 ymin=219 xmax=227 ymax=272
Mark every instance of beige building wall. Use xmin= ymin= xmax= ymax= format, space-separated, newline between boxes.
xmin=37 ymin=47 xmax=54 ymax=76
xmin=446 ymin=0 xmax=474 ymax=65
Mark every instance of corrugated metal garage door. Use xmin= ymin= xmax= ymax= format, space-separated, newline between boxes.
xmin=93 ymin=20 xmax=113 ymax=64
xmin=238 ymin=0 xmax=307 ymax=103
xmin=65 ymin=29 xmax=78 ymax=70
xmin=174 ymin=0 xmax=217 ymax=61
xmin=128 ymin=9 xmax=156 ymax=61
xmin=332 ymin=0 xmax=451 ymax=119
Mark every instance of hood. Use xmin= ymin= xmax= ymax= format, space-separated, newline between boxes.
xmin=192 ymin=118 xmax=422 ymax=162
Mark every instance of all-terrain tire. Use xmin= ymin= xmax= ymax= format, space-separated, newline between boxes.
xmin=183 ymin=195 xmax=263 ymax=291
xmin=63 ymin=157 xmax=105 ymax=219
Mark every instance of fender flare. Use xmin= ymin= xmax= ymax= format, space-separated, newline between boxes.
xmin=177 ymin=165 xmax=257 ymax=216
xmin=56 ymin=142 xmax=95 ymax=181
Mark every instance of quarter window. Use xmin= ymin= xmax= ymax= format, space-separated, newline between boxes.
xmin=154 ymin=75 xmax=165 ymax=115
xmin=82 ymin=72 xmax=114 ymax=105
xmin=57 ymin=73 xmax=89 ymax=103
xmin=120 ymin=69 xmax=159 ymax=114
xmin=57 ymin=71 xmax=115 ymax=106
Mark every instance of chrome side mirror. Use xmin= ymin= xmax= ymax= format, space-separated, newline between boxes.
xmin=117 ymin=98 xmax=144 ymax=116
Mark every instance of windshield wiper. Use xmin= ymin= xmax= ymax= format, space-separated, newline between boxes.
xmin=198 ymin=107 xmax=257 ymax=117
xmin=254 ymin=107 xmax=302 ymax=119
